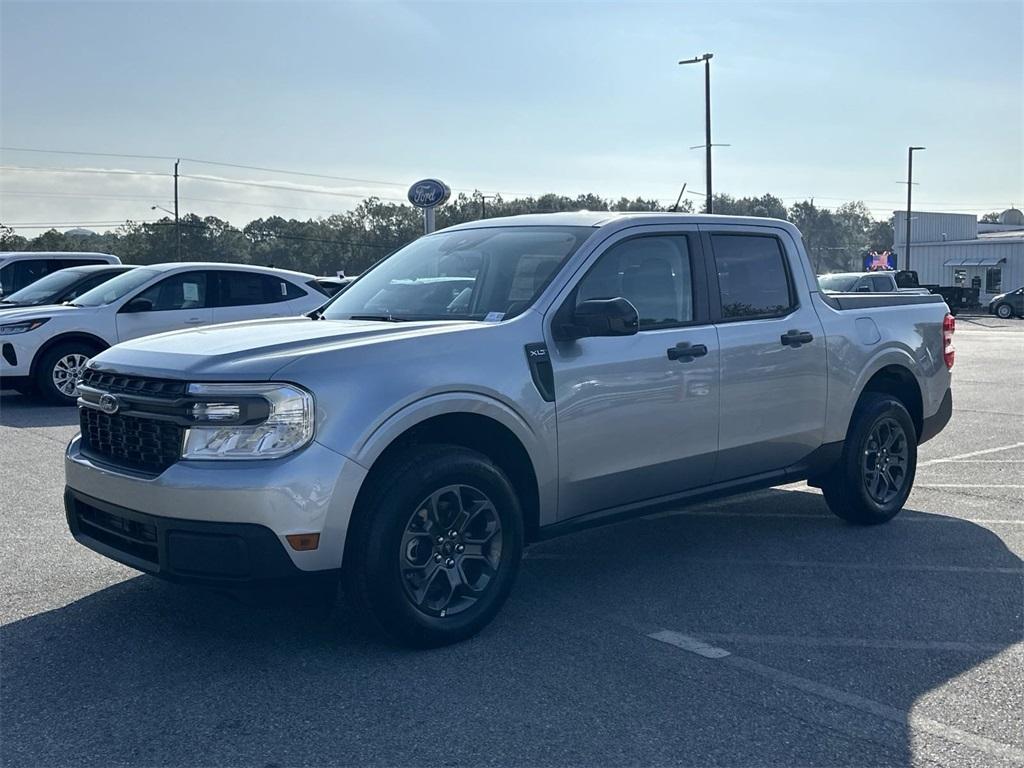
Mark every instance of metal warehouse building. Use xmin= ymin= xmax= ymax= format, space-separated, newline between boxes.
xmin=893 ymin=208 xmax=1024 ymax=303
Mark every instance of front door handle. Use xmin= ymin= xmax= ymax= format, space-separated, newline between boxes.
xmin=781 ymin=329 xmax=814 ymax=347
xmin=184 ymin=317 xmax=205 ymax=324
xmin=667 ymin=342 xmax=708 ymax=362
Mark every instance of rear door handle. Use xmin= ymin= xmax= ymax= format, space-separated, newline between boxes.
xmin=184 ymin=317 xmax=205 ymax=324
xmin=667 ymin=342 xmax=708 ymax=362
xmin=781 ymin=329 xmax=814 ymax=347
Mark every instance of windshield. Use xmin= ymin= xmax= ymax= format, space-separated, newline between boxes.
xmin=0 ymin=268 xmax=87 ymax=305
xmin=73 ymin=268 xmax=159 ymax=307
xmin=818 ymin=274 xmax=859 ymax=292
xmin=322 ymin=226 xmax=594 ymax=321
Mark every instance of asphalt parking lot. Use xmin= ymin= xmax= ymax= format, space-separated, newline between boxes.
xmin=1 ymin=315 xmax=1021 ymax=768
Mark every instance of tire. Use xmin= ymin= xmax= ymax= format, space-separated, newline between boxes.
xmin=343 ymin=444 xmax=524 ymax=648
xmin=34 ymin=342 xmax=97 ymax=405
xmin=821 ymin=393 xmax=917 ymax=525
xmin=995 ymin=303 xmax=1014 ymax=319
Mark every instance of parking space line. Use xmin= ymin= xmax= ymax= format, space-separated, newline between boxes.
xmin=668 ymin=631 xmax=1016 ymax=654
xmin=916 ymin=484 xmax=1024 ymax=489
xmin=919 ymin=442 xmax=1024 ymax=467
xmin=646 ymin=626 xmax=1024 ymax=763
xmin=639 ymin=508 xmax=1024 ymax=525
xmin=647 ymin=630 xmax=731 ymax=658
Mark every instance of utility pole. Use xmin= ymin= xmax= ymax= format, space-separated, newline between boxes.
xmin=479 ymin=194 xmax=497 ymax=219
xmin=679 ymin=53 xmax=714 ymax=213
xmin=905 ymin=146 xmax=925 ymax=271
xmin=174 ymin=159 xmax=181 ymax=261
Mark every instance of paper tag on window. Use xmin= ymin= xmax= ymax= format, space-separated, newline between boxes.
xmin=484 ymin=312 xmax=505 ymax=322
xmin=280 ymin=281 xmax=287 ymax=296
xmin=183 ymin=283 xmax=199 ymax=302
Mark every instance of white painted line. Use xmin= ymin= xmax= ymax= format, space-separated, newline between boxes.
xmin=644 ymin=627 xmax=1024 ymax=762
xmin=647 ymin=630 xmax=731 ymax=658
xmin=919 ymin=442 xmax=1024 ymax=467
xmin=639 ymin=509 xmax=1024 ymax=525
xmin=725 ymin=655 xmax=1024 ymax=763
xmin=684 ymin=631 xmax=1013 ymax=654
xmin=916 ymin=484 xmax=1024 ymax=489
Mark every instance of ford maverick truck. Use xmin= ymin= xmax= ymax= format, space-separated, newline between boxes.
xmin=64 ymin=213 xmax=954 ymax=647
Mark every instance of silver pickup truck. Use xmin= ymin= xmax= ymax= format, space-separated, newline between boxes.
xmin=64 ymin=212 xmax=955 ymax=647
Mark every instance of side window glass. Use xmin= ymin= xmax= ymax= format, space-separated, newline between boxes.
xmin=217 ymin=271 xmax=272 ymax=307
xmin=710 ymin=235 xmax=794 ymax=319
xmin=133 ymin=272 xmax=208 ymax=311
xmin=11 ymin=260 xmax=50 ymax=292
xmin=871 ymin=275 xmax=892 ymax=291
xmin=283 ymin=279 xmax=308 ymax=300
xmin=576 ymin=235 xmax=693 ymax=330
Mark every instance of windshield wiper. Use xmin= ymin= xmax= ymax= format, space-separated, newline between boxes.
xmin=347 ymin=314 xmax=407 ymax=322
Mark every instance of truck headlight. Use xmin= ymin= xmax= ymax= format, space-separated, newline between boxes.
xmin=181 ymin=383 xmax=314 ymax=460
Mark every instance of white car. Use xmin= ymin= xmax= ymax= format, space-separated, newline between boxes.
xmin=0 ymin=252 xmax=121 ymax=298
xmin=0 ymin=262 xmax=328 ymax=403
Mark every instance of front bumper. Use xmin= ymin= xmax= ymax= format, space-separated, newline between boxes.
xmin=64 ymin=435 xmax=367 ymax=575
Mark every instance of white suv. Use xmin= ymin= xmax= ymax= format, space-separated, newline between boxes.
xmin=0 ymin=252 xmax=121 ymax=298
xmin=0 ymin=262 xmax=327 ymax=403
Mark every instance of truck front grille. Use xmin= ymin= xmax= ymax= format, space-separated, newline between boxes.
xmin=80 ymin=368 xmax=187 ymax=399
xmin=80 ymin=408 xmax=184 ymax=474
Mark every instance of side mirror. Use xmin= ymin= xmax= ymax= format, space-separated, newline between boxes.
xmin=560 ymin=297 xmax=639 ymax=340
xmin=121 ymin=297 xmax=154 ymax=313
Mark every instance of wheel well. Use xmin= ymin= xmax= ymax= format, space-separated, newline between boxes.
xmin=359 ymin=413 xmax=542 ymax=542
xmin=859 ymin=365 xmax=923 ymax=438
xmin=30 ymin=333 xmax=109 ymax=378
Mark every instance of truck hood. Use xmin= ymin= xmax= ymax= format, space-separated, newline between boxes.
xmin=89 ymin=316 xmax=480 ymax=380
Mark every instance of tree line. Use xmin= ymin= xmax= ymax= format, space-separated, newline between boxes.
xmin=1 ymin=190 xmax=919 ymax=276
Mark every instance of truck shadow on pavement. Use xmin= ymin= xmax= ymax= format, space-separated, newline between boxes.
xmin=0 ymin=390 xmax=79 ymax=428
xmin=2 ymin=490 xmax=1021 ymax=767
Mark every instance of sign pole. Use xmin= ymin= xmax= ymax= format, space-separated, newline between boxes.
xmin=408 ymin=178 xmax=450 ymax=235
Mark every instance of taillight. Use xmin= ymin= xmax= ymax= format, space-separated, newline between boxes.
xmin=943 ymin=313 xmax=955 ymax=369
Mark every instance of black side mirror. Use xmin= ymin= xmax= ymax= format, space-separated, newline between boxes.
xmin=560 ymin=297 xmax=639 ymax=340
xmin=121 ymin=297 xmax=154 ymax=313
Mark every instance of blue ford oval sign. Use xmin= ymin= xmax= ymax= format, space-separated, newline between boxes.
xmin=408 ymin=179 xmax=451 ymax=209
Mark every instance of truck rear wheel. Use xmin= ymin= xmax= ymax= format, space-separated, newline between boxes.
xmin=343 ymin=444 xmax=524 ymax=648
xmin=821 ymin=393 xmax=917 ymax=525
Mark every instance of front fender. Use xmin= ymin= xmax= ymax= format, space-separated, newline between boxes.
xmin=348 ymin=391 xmax=557 ymax=525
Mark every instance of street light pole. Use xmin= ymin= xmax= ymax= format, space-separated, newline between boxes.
xmin=174 ymin=158 xmax=181 ymax=261
xmin=679 ymin=53 xmax=714 ymax=213
xmin=905 ymin=146 xmax=925 ymax=271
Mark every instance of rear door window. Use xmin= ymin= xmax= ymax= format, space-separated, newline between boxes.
xmin=709 ymin=235 xmax=795 ymax=320
xmin=215 ymin=271 xmax=301 ymax=306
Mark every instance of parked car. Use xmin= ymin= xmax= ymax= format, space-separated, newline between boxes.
xmin=988 ymin=286 xmax=1023 ymax=319
xmin=63 ymin=213 xmax=954 ymax=647
xmin=0 ymin=265 xmax=135 ymax=310
xmin=314 ymin=275 xmax=357 ymax=297
xmin=0 ymin=252 xmax=121 ymax=298
xmin=0 ymin=262 xmax=325 ymax=402
xmin=817 ymin=271 xmax=929 ymax=294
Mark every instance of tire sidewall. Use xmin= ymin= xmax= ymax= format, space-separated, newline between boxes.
xmin=843 ymin=395 xmax=918 ymax=521
xmin=35 ymin=342 xmax=95 ymax=405
xmin=996 ymin=304 xmax=1013 ymax=319
xmin=354 ymin=447 xmax=524 ymax=646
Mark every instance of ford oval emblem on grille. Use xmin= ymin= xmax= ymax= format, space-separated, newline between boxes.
xmin=98 ymin=393 xmax=120 ymax=415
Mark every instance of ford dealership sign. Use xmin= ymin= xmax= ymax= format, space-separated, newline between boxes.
xmin=408 ymin=179 xmax=451 ymax=209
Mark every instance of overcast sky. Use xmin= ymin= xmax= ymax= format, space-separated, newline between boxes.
xmin=1 ymin=0 xmax=1021 ymax=233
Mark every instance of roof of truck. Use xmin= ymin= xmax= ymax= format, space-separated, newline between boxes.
xmin=441 ymin=211 xmax=798 ymax=233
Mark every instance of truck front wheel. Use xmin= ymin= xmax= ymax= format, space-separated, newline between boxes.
xmin=821 ymin=393 xmax=918 ymax=525
xmin=343 ymin=445 xmax=524 ymax=648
